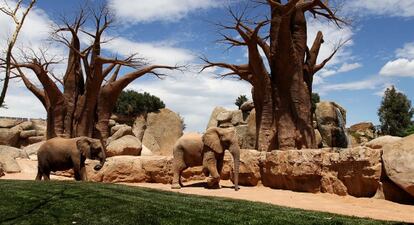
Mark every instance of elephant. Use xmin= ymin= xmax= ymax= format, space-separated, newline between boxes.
xmin=171 ymin=127 xmax=240 ymax=191
xmin=36 ymin=137 xmax=106 ymax=181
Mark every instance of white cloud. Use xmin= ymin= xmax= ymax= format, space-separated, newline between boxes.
xmin=396 ymin=42 xmax=414 ymax=59
xmin=337 ymin=62 xmax=362 ymax=73
xmin=346 ymin=0 xmax=414 ymax=18
xmin=379 ymin=42 xmax=414 ymax=77
xmin=127 ymin=68 xmax=251 ymax=132
xmin=316 ymin=76 xmax=389 ymax=95
xmin=102 ymin=37 xmax=195 ymax=65
xmin=380 ymin=58 xmax=414 ymax=77
xmin=108 ymin=0 xmax=223 ymax=23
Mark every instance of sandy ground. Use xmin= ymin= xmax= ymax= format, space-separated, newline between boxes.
xmin=2 ymin=159 xmax=414 ymax=223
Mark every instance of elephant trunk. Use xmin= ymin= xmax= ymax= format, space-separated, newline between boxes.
xmin=94 ymin=137 xmax=107 ymax=171
xmin=230 ymin=144 xmax=240 ymax=191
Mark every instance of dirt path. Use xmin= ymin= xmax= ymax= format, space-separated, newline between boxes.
xmin=2 ymin=159 xmax=414 ymax=223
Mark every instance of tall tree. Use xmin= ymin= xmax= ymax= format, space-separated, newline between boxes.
xmin=11 ymin=7 xmax=177 ymax=140
xmin=203 ymin=0 xmax=345 ymax=151
xmin=378 ymin=86 xmax=414 ymax=137
xmin=0 ymin=0 xmax=36 ymax=107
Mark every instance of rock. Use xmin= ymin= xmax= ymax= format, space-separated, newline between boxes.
xmin=365 ymin=136 xmax=402 ymax=149
xmin=142 ymin=133 xmax=161 ymax=153
xmin=20 ymin=130 xmax=37 ymax=139
xmin=110 ymin=124 xmax=130 ymax=136
xmin=374 ymin=177 xmax=414 ymax=204
xmin=382 ymin=134 xmax=414 ymax=198
xmin=140 ymin=145 xmax=153 ymax=156
xmin=107 ymin=126 xmax=133 ymax=144
xmin=23 ymin=141 xmax=45 ymax=156
xmin=143 ymin=108 xmax=183 ymax=156
xmin=27 ymin=136 xmax=45 ymax=145
xmin=16 ymin=121 xmax=33 ymax=130
xmin=217 ymin=111 xmax=233 ymax=123
xmin=0 ymin=128 xmax=20 ymax=147
xmin=0 ymin=118 xmax=23 ymax=128
xmin=87 ymin=156 xmax=173 ymax=184
xmin=0 ymin=145 xmax=29 ymax=173
xmin=246 ymin=109 xmax=256 ymax=147
xmin=261 ymin=147 xmax=381 ymax=197
xmin=349 ymin=122 xmax=376 ymax=145
xmin=240 ymin=101 xmax=254 ymax=112
xmin=315 ymin=129 xmax=323 ymax=148
xmin=132 ymin=115 xmax=146 ymax=140
xmin=231 ymin=110 xmax=245 ymax=126
xmin=106 ymin=135 xmax=142 ymax=157
xmin=108 ymin=119 xmax=116 ymax=127
xmin=206 ymin=107 xmax=226 ymax=129
xmin=235 ymin=125 xmax=256 ymax=149
xmin=315 ymin=101 xmax=348 ymax=148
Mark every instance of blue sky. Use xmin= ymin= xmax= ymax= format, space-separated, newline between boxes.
xmin=0 ymin=0 xmax=414 ymax=132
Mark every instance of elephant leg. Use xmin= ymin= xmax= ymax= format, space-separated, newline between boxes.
xmin=172 ymin=149 xmax=186 ymax=189
xmin=80 ymin=167 xmax=88 ymax=181
xmin=43 ymin=170 xmax=50 ymax=181
xmin=216 ymin=154 xmax=224 ymax=176
xmin=203 ymin=151 xmax=220 ymax=189
xmin=35 ymin=169 xmax=42 ymax=181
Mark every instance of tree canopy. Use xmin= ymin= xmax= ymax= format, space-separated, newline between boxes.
xmin=114 ymin=90 xmax=165 ymax=116
xmin=378 ymin=86 xmax=414 ymax=137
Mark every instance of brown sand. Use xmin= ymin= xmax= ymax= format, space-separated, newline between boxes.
xmin=2 ymin=159 xmax=414 ymax=223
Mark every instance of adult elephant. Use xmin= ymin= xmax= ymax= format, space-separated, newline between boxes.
xmin=171 ymin=127 xmax=240 ymax=191
xmin=36 ymin=137 xmax=106 ymax=181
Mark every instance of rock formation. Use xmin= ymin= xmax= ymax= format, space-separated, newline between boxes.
xmin=382 ymin=134 xmax=414 ymax=198
xmin=349 ymin=122 xmax=377 ymax=146
xmin=315 ymin=102 xmax=348 ymax=148
xmin=0 ymin=118 xmax=46 ymax=148
xmin=0 ymin=145 xmax=29 ymax=173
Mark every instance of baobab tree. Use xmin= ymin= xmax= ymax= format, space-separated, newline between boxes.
xmin=203 ymin=0 xmax=346 ymax=151
xmin=10 ymin=8 xmax=177 ymax=140
xmin=0 ymin=0 xmax=36 ymax=107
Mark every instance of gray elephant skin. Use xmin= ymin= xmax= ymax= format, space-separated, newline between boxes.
xmin=36 ymin=137 xmax=106 ymax=181
xmin=171 ymin=127 xmax=240 ymax=191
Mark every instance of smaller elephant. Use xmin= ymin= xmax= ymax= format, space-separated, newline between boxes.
xmin=36 ymin=137 xmax=106 ymax=181
xmin=171 ymin=127 xmax=240 ymax=191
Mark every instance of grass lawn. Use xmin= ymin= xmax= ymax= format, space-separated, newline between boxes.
xmin=0 ymin=180 xmax=407 ymax=225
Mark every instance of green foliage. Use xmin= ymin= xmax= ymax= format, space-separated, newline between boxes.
xmin=235 ymin=95 xmax=248 ymax=109
xmin=0 ymin=180 xmax=399 ymax=225
xmin=311 ymin=93 xmax=320 ymax=114
xmin=114 ymin=90 xmax=165 ymax=116
xmin=378 ymin=86 xmax=414 ymax=137
xmin=402 ymin=124 xmax=414 ymax=137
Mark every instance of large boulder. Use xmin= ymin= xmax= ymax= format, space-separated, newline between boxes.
xmin=261 ymin=147 xmax=381 ymax=197
xmin=0 ymin=128 xmax=20 ymax=147
xmin=142 ymin=132 xmax=161 ymax=153
xmin=0 ymin=145 xmax=28 ymax=173
xmin=365 ymin=136 xmax=402 ymax=149
xmin=206 ymin=107 xmax=227 ymax=129
xmin=142 ymin=109 xmax=183 ymax=156
xmin=315 ymin=101 xmax=348 ymax=148
xmin=382 ymin=135 xmax=414 ymax=198
xmin=0 ymin=118 xmax=23 ymax=128
xmin=132 ymin=115 xmax=146 ymax=140
xmin=240 ymin=101 xmax=254 ymax=112
xmin=349 ymin=122 xmax=376 ymax=145
xmin=106 ymin=135 xmax=142 ymax=157
xmin=235 ymin=125 xmax=256 ymax=149
xmin=87 ymin=156 xmax=173 ymax=183
xmin=22 ymin=141 xmax=45 ymax=160
xmin=107 ymin=125 xmax=133 ymax=144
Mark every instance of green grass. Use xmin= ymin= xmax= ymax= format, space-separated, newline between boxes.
xmin=0 ymin=180 xmax=407 ymax=225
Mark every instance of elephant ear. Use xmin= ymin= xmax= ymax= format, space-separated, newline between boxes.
xmin=202 ymin=128 xmax=223 ymax=154
xmin=76 ymin=138 xmax=91 ymax=158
